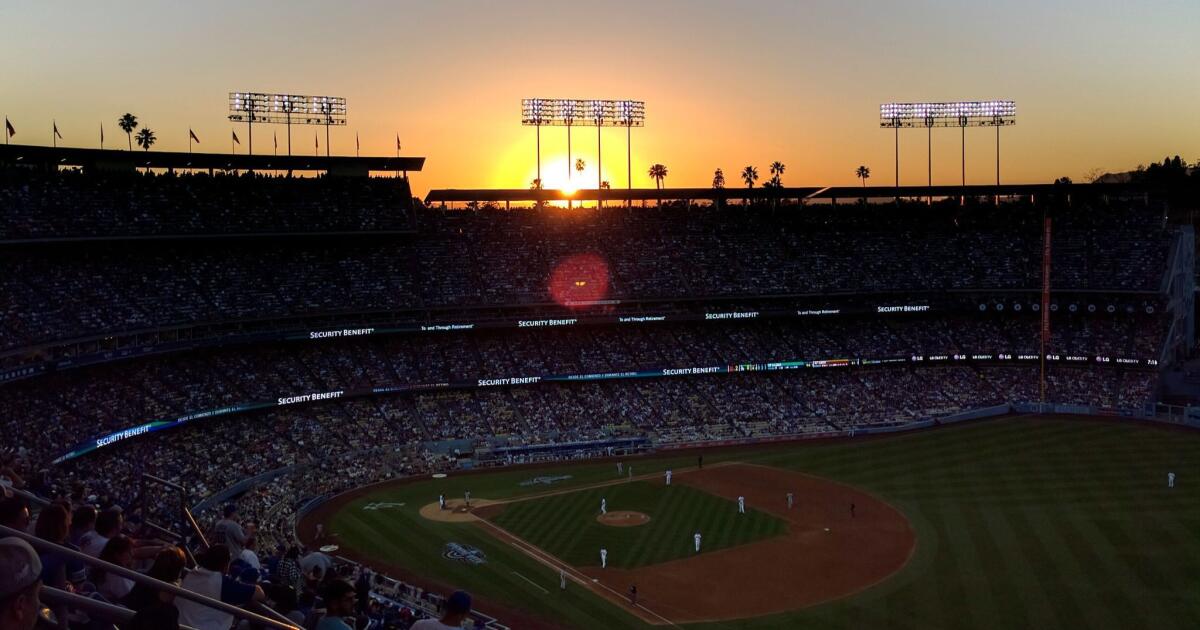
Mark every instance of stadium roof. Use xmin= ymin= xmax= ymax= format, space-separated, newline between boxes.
xmin=425 ymin=183 xmax=1140 ymax=205
xmin=0 ymin=143 xmax=424 ymax=176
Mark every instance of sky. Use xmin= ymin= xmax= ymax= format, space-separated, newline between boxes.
xmin=3 ymin=0 xmax=1198 ymax=196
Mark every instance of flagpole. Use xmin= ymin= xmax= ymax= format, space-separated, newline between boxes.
xmin=100 ymin=124 xmax=104 ymax=150
xmin=52 ymin=120 xmax=57 ymax=148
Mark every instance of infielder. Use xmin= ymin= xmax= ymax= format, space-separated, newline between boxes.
xmin=665 ymin=469 xmax=672 ymax=485
xmin=617 ymin=462 xmax=623 ymax=475
xmin=601 ymin=498 xmax=607 ymax=514
xmin=693 ymin=531 xmax=702 ymax=552
xmin=464 ymin=490 xmax=471 ymax=507
xmin=786 ymin=492 xmax=794 ymax=510
xmin=560 ymin=569 xmax=567 ymax=590
xmin=600 ymin=547 xmax=608 ymax=569
xmin=439 ymin=494 xmax=446 ymax=510
xmin=1168 ymin=472 xmax=1176 ymax=488
xmin=737 ymin=496 xmax=745 ymax=514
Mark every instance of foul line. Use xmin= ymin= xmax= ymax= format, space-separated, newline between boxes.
xmin=476 ymin=517 xmax=681 ymax=628
xmin=510 ymin=571 xmax=549 ymax=594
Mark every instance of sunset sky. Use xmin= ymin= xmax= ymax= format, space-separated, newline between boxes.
xmin=3 ymin=0 xmax=1198 ymax=195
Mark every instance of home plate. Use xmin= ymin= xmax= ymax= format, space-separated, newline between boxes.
xmin=824 ymin=528 xmax=830 ymax=532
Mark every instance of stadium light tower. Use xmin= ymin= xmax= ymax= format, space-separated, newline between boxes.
xmin=522 ymin=99 xmax=555 ymax=185
xmin=230 ymin=92 xmax=347 ymax=157
xmin=880 ymin=101 xmax=1015 ymax=201
xmin=614 ymin=100 xmax=645 ymax=207
xmin=589 ymin=99 xmax=612 ymax=207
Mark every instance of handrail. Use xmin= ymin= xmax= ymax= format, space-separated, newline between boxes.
xmin=39 ymin=586 xmax=202 ymax=630
xmin=0 ymin=524 xmax=299 ymax=630
xmin=4 ymin=484 xmax=51 ymax=507
xmin=182 ymin=506 xmax=210 ymax=550
xmin=142 ymin=473 xmax=187 ymax=493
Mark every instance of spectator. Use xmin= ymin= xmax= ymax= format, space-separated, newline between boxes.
xmin=0 ymin=496 xmax=30 ymax=533
xmin=315 ymin=579 xmax=357 ymax=630
xmin=177 ymin=544 xmax=264 ymax=630
xmin=92 ymin=535 xmax=136 ymax=601
xmin=275 ymin=545 xmax=303 ymax=593
xmin=412 ymin=590 xmax=472 ymax=630
xmin=124 ymin=544 xmax=187 ymax=624
xmin=0 ymin=537 xmax=42 ymax=630
xmin=212 ymin=505 xmax=249 ymax=558
xmin=239 ymin=535 xmax=261 ymax=571
xmin=80 ymin=508 xmax=121 ymax=557
xmin=33 ymin=502 xmax=76 ymax=630
xmin=68 ymin=505 xmax=97 ymax=548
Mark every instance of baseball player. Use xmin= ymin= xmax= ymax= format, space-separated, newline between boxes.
xmin=665 ymin=469 xmax=672 ymax=485
xmin=439 ymin=494 xmax=446 ymax=510
xmin=850 ymin=502 xmax=856 ymax=518
xmin=737 ymin=496 xmax=745 ymax=514
xmin=600 ymin=547 xmax=608 ymax=569
xmin=628 ymin=466 xmax=633 ymax=481
xmin=464 ymin=490 xmax=471 ymax=507
xmin=560 ymin=569 xmax=567 ymax=590
xmin=601 ymin=498 xmax=607 ymax=514
xmin=617 ymin=461 xmax=623 ymax=475
xmin=1168 ymin=472 xmax=1176 ymax=488
xmin=693 ymin=531 xmax=702 ymax=552
xmin=628 ymin=584 xmax=638 ymax=606
xmin=786 ymin=492 xmax=794 ymax=510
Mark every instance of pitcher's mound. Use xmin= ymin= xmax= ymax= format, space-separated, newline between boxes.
xmin=419 ymin=499 xmax=495 ymax=523
xmin=597 ymin=511 xmax=651 ymax=527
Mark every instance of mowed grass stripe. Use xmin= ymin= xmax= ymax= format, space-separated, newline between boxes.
xmin=1028 ymin=506 xmax=1130 ymax=630
xmin=489 ymin=479 xmax=786 ymax=568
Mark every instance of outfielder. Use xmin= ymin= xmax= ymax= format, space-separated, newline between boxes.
xmin=600 ymin=547 xmax=608 ymax=569
xmin=617 ymin=462 xmax=623 ymax=475
xmin=1168 ymin=472 xmax=1176 ymax=488
xmin=693 ymin=531 xmax=702 ymax=552
xmin=737 ymin=496 xmax=745 ymax=514
xmin=665 ymin=469 xmax=672 ymax=485
xmin=560 ymin=569 xmax=567 ymax=590
xmin=601 ymin=498 xmax=607 ymax=514
xmin=786 ymin=492 xmax=794 ymax=509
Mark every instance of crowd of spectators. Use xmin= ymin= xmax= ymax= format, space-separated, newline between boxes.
xmin=0 ymin=170 xmax=414 ymax=240
xmin=1 ymin=191 xmax=1171 ymax=352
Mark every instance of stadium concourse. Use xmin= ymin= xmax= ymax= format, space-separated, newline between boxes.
xmin=0 ymin=158 xmax=1192 ymax=628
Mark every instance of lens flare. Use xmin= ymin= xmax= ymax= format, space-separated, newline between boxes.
xmin=548 ymin=253 xmax=610 ymax=308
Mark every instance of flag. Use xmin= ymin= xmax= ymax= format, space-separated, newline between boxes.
xmin=356 ymin=132 xmax=360 ymax=151
xmin=232 ymin=130 xmax=240 ymax=145
xmin=4 ymin=118 xmax=14 ymax=138
xmin=189 ymin=129 xmax=200 ymax=143
xmin=315 ymin=134 xmax=318 ymax=150
xmin=100 ymin=124 xmax=104 ymax=144
xmin=273 ymin=131 xmax=277 ymax=151
xmin=53 ymin=122 xmax=62 ymax=140
xmin=396 ymin=134 xmax=401 ymax=151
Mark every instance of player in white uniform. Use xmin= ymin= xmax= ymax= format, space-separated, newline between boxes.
xmin=439 ymin=494 xmax=446 ymax=510
xmin=464 ymin=490 xmax=471 ymax=507
xmin=560 ymin=569 xmax=567 ymax=590
xmin=693 ymin=531 xmax=702 ymax=552
xmin=617 ymin=462 xmax=623 ymax=475
xmin=601 ymin=498 xmax=607 ymax=514
xmin=786 ymin=492 xmax=793 ymax=509
xmin=600 ymin=548 xmax=608 ymax=569
xmin=737 ymin=496 xmax=745 ymax=514
xmin=665 ymin=469 xmax=672 ymax=485
xmin=1168 ymin=472 xmax=1176 ymax=488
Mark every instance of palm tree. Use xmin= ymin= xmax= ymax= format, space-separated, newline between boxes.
xmin=712 ymin=168 xmax=725 ymax=189
xmin=117 ymin=113 xmax=138 ymax=151
xmin=600 ymin=180 xmax=611 ymax=189
xmin=856 ymin=165 xmax=870 ymax=203
xmin=855 ymin=165 xmax=870 ymax=187
xmin=769 ymin=161 xmax=786 ymax=186
xmin=135 ymin=127 xmax=156 ymax=151
xmin=741 ymin=165 xmax=758 ymax=188
xmin=575 ymin=158 xmax=586 ymax=176
xmin=530 ymin=178 xmax=543 ymax=190
xmin=647 ymin=163 xmax=668 ymax=207
xmin=741 ymin=165 xmax=758 ymax=207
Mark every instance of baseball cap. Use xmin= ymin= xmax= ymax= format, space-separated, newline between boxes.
xmin=0 ymin=537 xmax=41 ymax=598
xmin=446 ymin=590 xmax=471 ymax=614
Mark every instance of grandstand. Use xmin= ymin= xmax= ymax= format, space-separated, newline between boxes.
xmin=2 ymin=152 xmax=1197 ymax=629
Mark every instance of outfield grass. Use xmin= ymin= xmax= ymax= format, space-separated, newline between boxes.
xmin=327 ymin=416 xmax=1200 ymax=629
xmin=488 ymin=480 xmax=787 ymax=569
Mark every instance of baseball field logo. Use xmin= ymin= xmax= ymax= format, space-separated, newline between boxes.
xmin=442 ymin=542 xmax=488 ymax=565
xmin=362 ymin=502 xmax=406 ymax=511
xmin=519 ymin=474 xmax=573 ymax=487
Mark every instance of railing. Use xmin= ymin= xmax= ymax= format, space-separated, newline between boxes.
xmin=40 ymin=586 xmax=202 ymax=630
xmin=0 ymin=524 xmax=300 ymax=630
